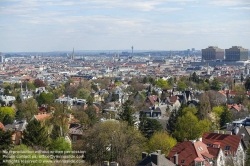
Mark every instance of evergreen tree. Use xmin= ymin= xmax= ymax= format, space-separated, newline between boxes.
xmin=244 ymin=77 xmax=250 ymax=90
xmin=0 ymin=129 xmax=13 ymax=165
xmin=211 ymin=78 xmax=221 ymax=91
xmin=143 ymin=118 xmax=163 ymax=139
xmin=23 ymin=119 xmax=50 ymax=149
xmin=3 ymin=114 xmax=13 ymax=125
xmin=50 ymin=124 xmax=62 ymax=140
xmin=220 ymin=106 xmax=232 ymax=128
xmin=119 ymin=100 xmax=136 ymax=126
xmin=167 ymin=110 xmax=178 ymax=135
xmin=15 ymin=110 xmax=24 ymax=121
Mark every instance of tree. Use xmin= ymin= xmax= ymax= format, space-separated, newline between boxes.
xmin=233 ymin=84 xmax=247 ymax=104
xmin=147 ymin=131 xmax=177 ymax=156
xmin=0 ymin=129 xmax=13 ymax=165
xmin=211 ymin=106 xmax=224 ymax=129
xmin=167 ymin=110 xmax=178 ymax=135
xmin=173 ymin=111 xmax=212 ymax=141
xmin=23 ymin=119 xmax=50 ymax=150
xmin=36 ymin=92 xmax=54 ymax=106
xmin=190 ymin=72 xmax=199 ymax=83
xmin=198 ymin=92 xmax=211 ymax=119
xmin=49 ymin=137 xmax=71 ymax=151
xmin=3 ymin=114 xmax=13 ymax=125
xmin=177 ymin=81 xmax=187 ymax=91
xmin=0 ymin=106 xmax=15 ymax=122
xmin=9 ymin=144 xmax=51 ymax=166
xmin=210 ymin=78 xmax=221 ymax=91
xmin=16 ymin=98 xmax=39 ymax=121
xmin=220 ymin=106 xmax=232 ymax=128
xmin=119 ymin=100 xmax=136 ymax=126
xmin=139 ymin=112 xmax=163 ymax=139
xmin=155 ymin=79 xmax=169 ymax=89
xmin=244 ymin=77 xmax=250 ymax=90
xmin=82 ymin=121 xmax=146 ymax=166
xmin=91 ymin=83 xmax=99 ymax=92
xmin=77 ymin=88 xmax=90 ymax=99
xmin=0 ymin=130 xmax=12 ymax=149
xmin=33 ymin=79 xmax=46 ymax=88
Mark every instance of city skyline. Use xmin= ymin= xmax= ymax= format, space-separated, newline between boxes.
xmin=0 ymin=0 xmax=250 ymax=52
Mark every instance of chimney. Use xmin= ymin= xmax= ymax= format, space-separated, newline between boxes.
xmin=151 ymin=153 xmax=159 ymax=165
xmin=156 ymin=150 xmax=161 ymax=155
xmin=174 ymin=153 xmax=178 ymax=165
xmin=198 ymin=137 xmax=202 ymax=142
xmin=142 ymin=152 xmax=148 ymax=159
xmin=214 ymin=130 xmax=219 ymax=134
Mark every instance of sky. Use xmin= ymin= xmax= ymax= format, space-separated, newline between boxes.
xmin=0 ymin=0 xmax=250 ymax=52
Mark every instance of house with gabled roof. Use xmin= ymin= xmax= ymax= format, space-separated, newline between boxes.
xmin=137 ymin=150 xmax=175 ymax=166
xmin=167 ymin=140 xmax=216 ymax=166
xmin=202 ymin=132 xmax=245 ymax=166
xmin=31 ymin=113 xmax=51 ymax=123
xmin=4 ymin=120 xmax=28 ymax=145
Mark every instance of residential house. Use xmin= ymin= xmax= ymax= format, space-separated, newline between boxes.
xmin=202 ymin=132 xmax=245 ymax=166
xmin=31 ymin=113 xmax=51 ymax=123
xmin=137 ymin=150 xmax=175 ymax=166
xmin=4 ymin=120 xmax=28 ymax=145
xmin=167 ymin=140 xmax=216 ymax=166
xmin=146 ymin=95 xmax=159 ymax=106
xmin=166 ymin=96 xmax=181 ymax=111
xmin=233 ymin=125 xmax=250 ymax=150
xmin=35 ymin=87 xmax=48 ymax=95
xmin=68 ymin=123 xmax=84 ymax=143
xmin=0 ymin=95 xmax=16 ymax=106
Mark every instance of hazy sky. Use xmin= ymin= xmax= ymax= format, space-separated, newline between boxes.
xmin=0 ymin=0 xmax=250 ymax=52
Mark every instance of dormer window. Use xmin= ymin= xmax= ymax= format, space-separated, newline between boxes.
xmin=207 ymin=144 xmax=211 ymax=147
xmin=225 ymin=146 xmax=230 ymax=150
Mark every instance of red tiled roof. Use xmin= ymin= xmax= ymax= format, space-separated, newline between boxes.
xmin=167 ymin=141 xmax=198 ymax=165
xmin=34 ymin=113 xmax=51 ymax=121
xmin=169 ymin=96 xmax=178 ymax=103
xmin=147 ymin=95 xmax=158 ymax=105
xmin=207 ymin=147 xmax=220 ymax=157
xmin=0 ymin=122 xmax=5 ymax=131
xmin=202 ymin=132 xmax=241 ymax=155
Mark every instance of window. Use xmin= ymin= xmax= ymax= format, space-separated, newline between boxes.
xmin=181 ymin=159 xmax=185 ymax=163
xmin=207 ymin=144 xmax=211 ymax=147
xmin=225 ymin=146 xmax=230 ymax=150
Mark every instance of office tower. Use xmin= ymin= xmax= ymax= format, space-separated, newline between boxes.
xmin=202 ymin=46 xmax=224 ymax=61
xmin=71 ymin=47 xmax=75 ymax=60
xmin=0 ymin=53 xmax=3 ymax=63
xmin=225 ymin=46 xmax=248 ymax=61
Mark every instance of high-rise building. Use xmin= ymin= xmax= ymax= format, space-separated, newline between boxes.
xmin=225 ymin=46 xmax=248 ymax=61
xmin=202 ymin=46 xmax=224 ymax=61
xmin=0 ymin=53 xmax=4 ymax=63
xmin=71 ymin=47 xmax=75 ymax=60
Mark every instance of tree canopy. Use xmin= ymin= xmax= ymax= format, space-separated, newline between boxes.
xmin=147 ymin=131 xmax=177 ymax=156
xmin=82 ymin=120 xmax=146 ymax=166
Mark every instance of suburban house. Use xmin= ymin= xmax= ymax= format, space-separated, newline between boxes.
xmin=167 ymin=140 xmax=216 ymax=166
xmin=202 ymin=132 xmax=245 ymax=166
xmin=68 ymin=123 xmax=84 ymax=143
xmin=166 ymin=96 xmax=181 ymax=111
xmin=4 ymin=120 xmax=28 ymax=145
xmin=137 ymin=150 xmax=175 ymax=166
